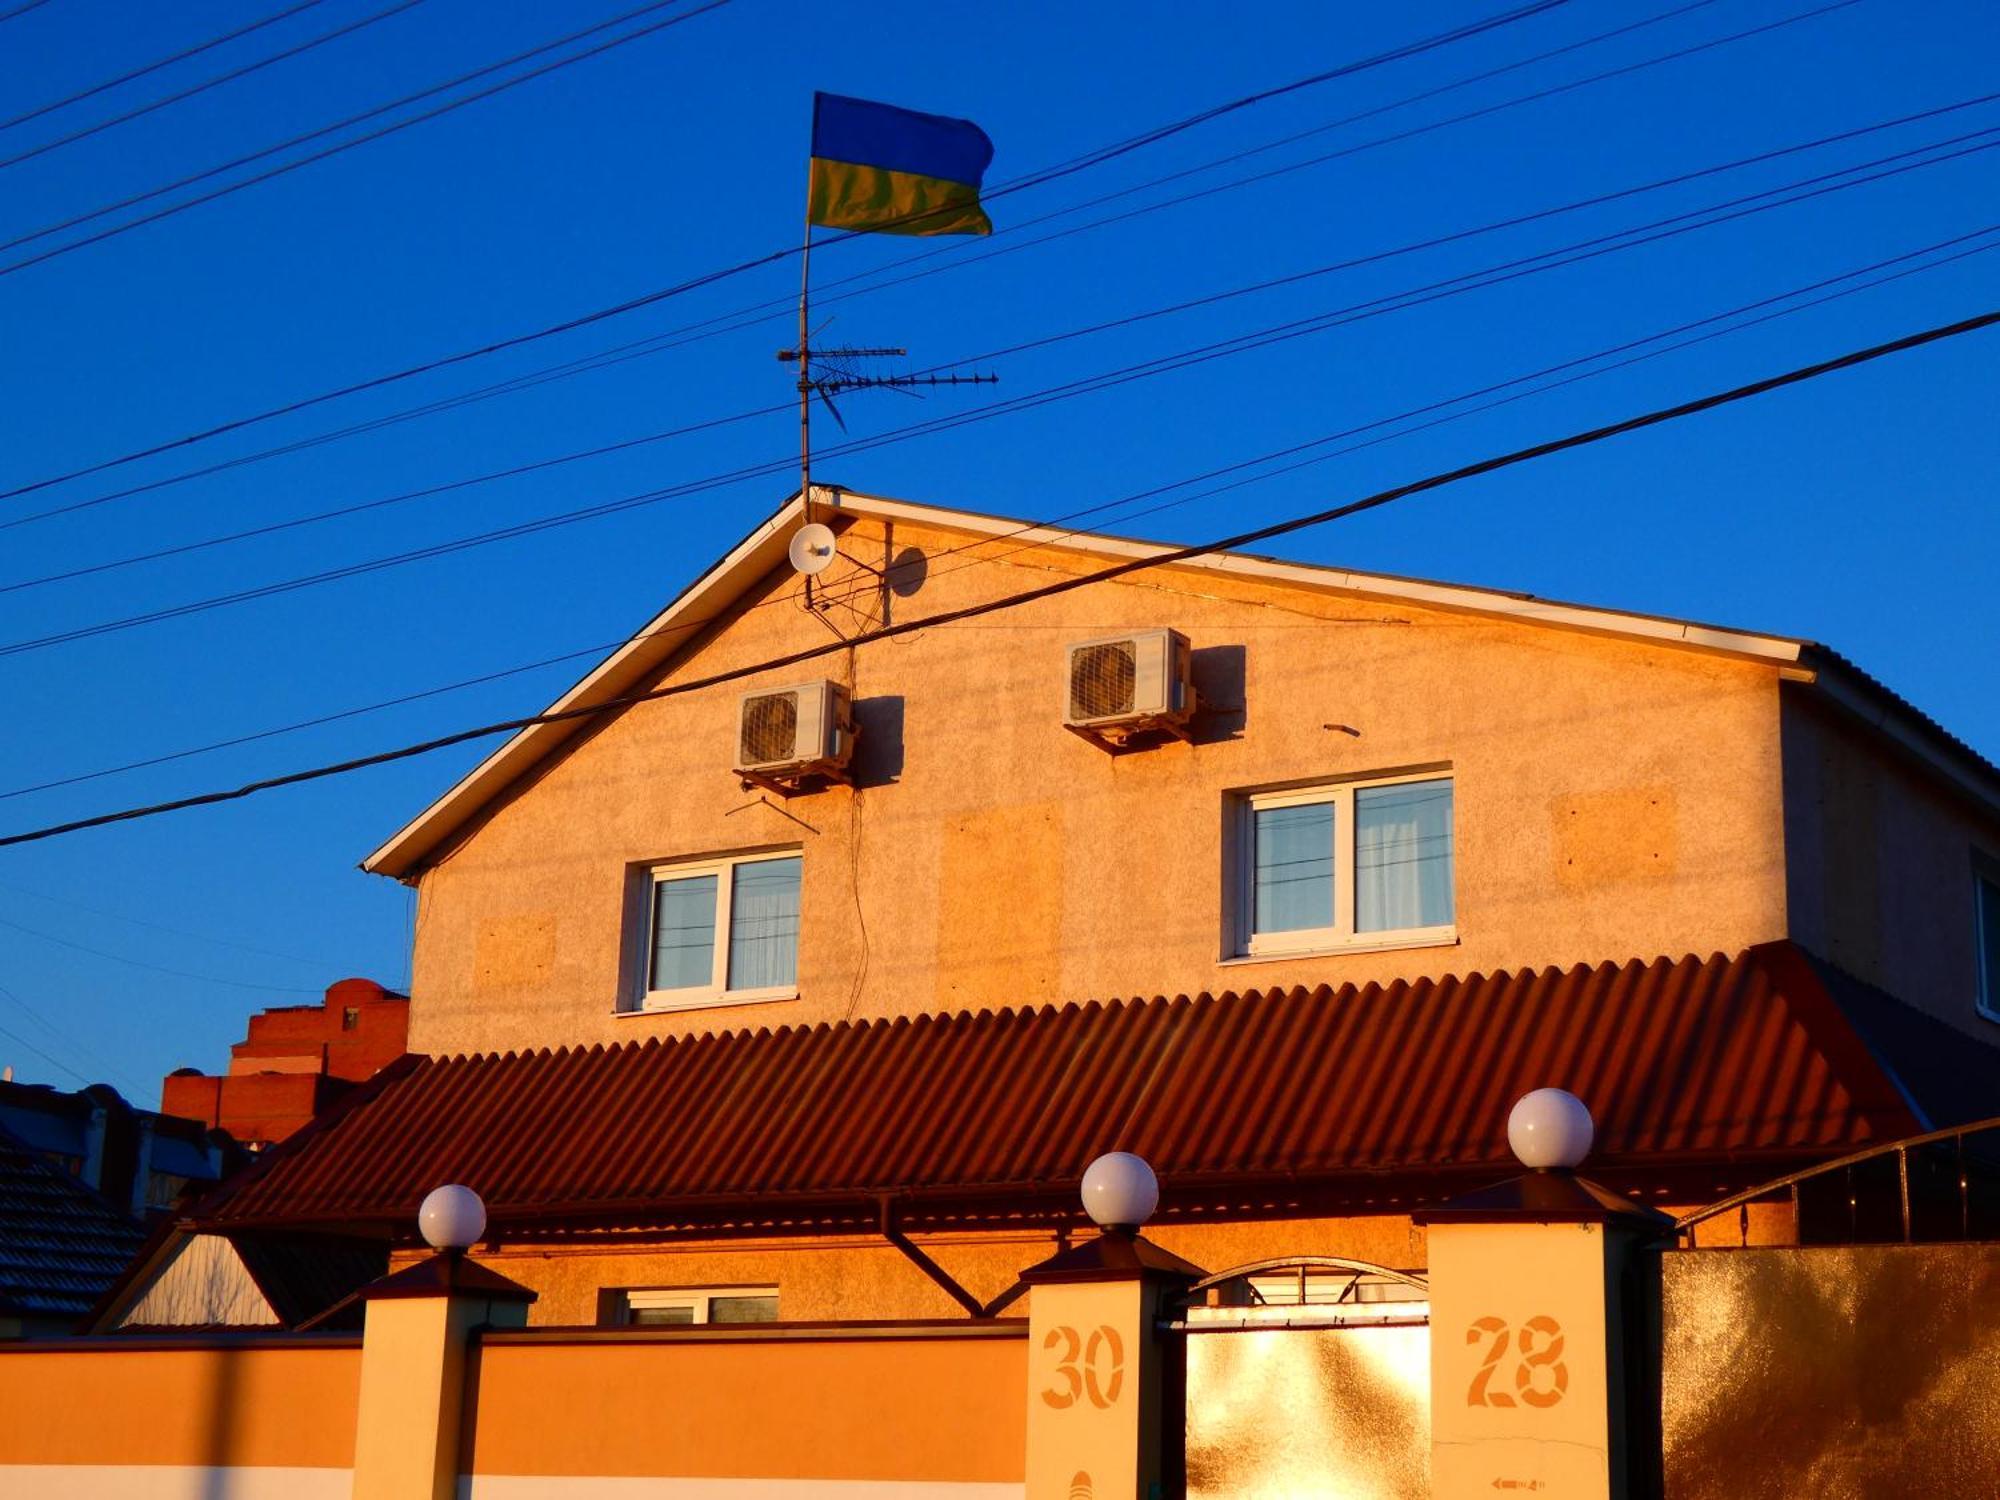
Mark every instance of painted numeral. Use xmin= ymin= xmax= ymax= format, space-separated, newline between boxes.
xmin=1465 ymin=1314 xmax=1567 ymax=1408
xmin=1041 ymin=1323 xmax=1126 ymax=1410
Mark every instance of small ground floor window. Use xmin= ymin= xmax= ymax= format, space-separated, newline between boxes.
xmin=604 ymin=1285 xmax=780 ymax=1326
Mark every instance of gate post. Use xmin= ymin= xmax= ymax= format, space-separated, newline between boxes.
xmin=1021 ymin=1153 xmax=1203 ymax=1500
xmin=349 ymin=1187 xmax=536 ymax=1500
xmin=1416 ymin=1090 xmax=1671 ymax=1500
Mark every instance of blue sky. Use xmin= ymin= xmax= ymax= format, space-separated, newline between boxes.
xmin=0 ymin=0 xmax=1994 ymax=1103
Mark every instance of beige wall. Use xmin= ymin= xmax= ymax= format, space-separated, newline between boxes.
xmin=403 ymin=517 xmax=1792 ymax=1055
xmin=419 ymin=1218 xmax=1426 ymax=1327
xmin=423 ymin=1206 xmax=1779 ymax=1327
xmin=1781 ymin=688 xmax=2000 ymax=1038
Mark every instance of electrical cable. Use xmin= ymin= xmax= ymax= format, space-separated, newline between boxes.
xmin=0 ymin=0 xmax=734 ymax=280
xmin=0 ymin=0 xmax=1578 ymax=503
xmin=0 ymin=0 xmax=429 ymax=174
xmin=0 ymin=0 xmax=327 ymax=133
xmin=0 ymin=0 xmax=1872 ymax=533
xmin=10 ymin=98 xmax=1987 ymax=597
xmin=0 ymin=1010 xmax=97 ymax=1090
xmin=8 ymin=221 xmax=1989 ymax=805
xmin=0 ymin=913 xmax=321 ymax=992
xmin=1 ymin=127 xmax=1985 ymax=658
xmin=821 ymin=225 xmax=2000 ymax=608
xmin=2 ymin=303 xmax=1991 ymax=850
xmin=0 ymin=876 xmax=348 ymax=969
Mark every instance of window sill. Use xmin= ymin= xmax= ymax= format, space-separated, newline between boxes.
xmin=617 ymin=987 xmax=799 ymax=1017
xmin=1223 ymin=931 xmax=1459 ymax=966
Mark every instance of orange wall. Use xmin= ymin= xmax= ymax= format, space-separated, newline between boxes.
xmin=0 ymin=1341 xmax=361 ymax=1468
xmin=462 ymin=1330 xmax=1026 ymax=1481
xmin=405 ymin=515 xmax=1791 ymax=1055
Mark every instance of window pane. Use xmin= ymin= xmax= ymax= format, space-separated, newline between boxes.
xmin=1356 ymin=780 xmax=1454 ymax=932
xmin=630 ymin=1304 xmax=695 ymax=1326
xmin=1254 ymin=802 xmax=1334 ymax=934
xmin=1980 ymin=876 xmax=2000 ymax=1014
xmin=709 ymin=1295 xmax=780 ymax=1324
xmin=650 ymin=875 xmax=718 ymax=991
xmin=727 ymin=856 xmax=801 ymax=991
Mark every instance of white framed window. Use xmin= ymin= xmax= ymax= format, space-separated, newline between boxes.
xmin=632 ymin=849 xmax=802 ymax=1012
xmin=1232 ymin=773 xmax=1455 ymax=959
xmin=1976 ymin=855 xmax=2000 ymax=1023
xmin=616 ymin=1285 xmax=779 ymax=1327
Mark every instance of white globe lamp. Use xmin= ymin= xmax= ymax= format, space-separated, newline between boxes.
xmin=1081 ymin=1151 xmax=1159 ymax=1230
xmin=418 ymin=1184 xmax=487 ymax=1251
xmin=1507 ymin=1088 xmax=1594 ymax=1170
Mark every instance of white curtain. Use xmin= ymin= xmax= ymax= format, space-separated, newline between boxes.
xmin=1356 ymin=781 xmax=1453 ymax=932
xmin=728 ymin=856 xmax=801 ymax=989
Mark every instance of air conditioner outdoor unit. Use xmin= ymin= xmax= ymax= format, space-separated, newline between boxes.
xmin=736 ymin=679 xmax=855 ymax=781
xmin=1064 ymin=628 xmax=1196 ymax=743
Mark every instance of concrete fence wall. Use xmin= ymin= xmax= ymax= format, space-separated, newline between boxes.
xmin=460 ymin=1325 xmax=1028 ymax=1497
xmin=0 ymin=1336 xmax=363 ymax=1499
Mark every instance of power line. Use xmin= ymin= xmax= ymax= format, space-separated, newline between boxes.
xmin=8 ymin=116 xmax=1986 ymax=655
xmin=0 ymin=913 xmax=321 ymax=992
xmin=0 ymin=0 xmax=1755 ymax=535
xmin=0 ymin=0 xmax=1572 ymax=503
xmin=0 ymin=1012 xmax=97 ymax=1090
xmin=826 ymin=225 xmax=2000 ymax=609
xmin=10 ymin=98 xmax=1985 ymax=603
xmin=0 ymin=0 xmax=328 ymax=132
xmin=0 ymin=979 xmax=153 ymax=1098
xmin=0 ymin=0 xmax=56 ymax=25
xmin=0 ymin=0 xmax=429 ymax=174
xmin=7 ymin=221 xmax=1988 ymax=807
xmin=0 ymin=0 xmax=733 ymax=278
xmin=0 ymin=877 xmax=347 ymax=969
xmin=2 ymin=305 xmax=1993 ymax=852
xmin=0 ymin=642 xmax=628 ymax=802
xmin=0 ymin=0 xmax=1864 ymax=535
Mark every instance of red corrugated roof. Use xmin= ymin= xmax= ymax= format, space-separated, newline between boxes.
xmin=189 ymin=944 xmax=1965 ymax=1236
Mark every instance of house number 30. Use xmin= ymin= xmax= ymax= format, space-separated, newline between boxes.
xmin=1040 ymin=1324 xmax=1125 ymax=1409
xmin=1465 ymin=1314 xmax=1567 ymax=1408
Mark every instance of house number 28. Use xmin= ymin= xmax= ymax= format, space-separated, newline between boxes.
xmin=1040 ymin=1324 xmax=1125 ymax=1409
xmin=1465 ymin=1314 xmax=1567 ymax=1408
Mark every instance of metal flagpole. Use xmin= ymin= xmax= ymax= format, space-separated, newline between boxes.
xmin=797 ymin=201 xmax=814 ymax=609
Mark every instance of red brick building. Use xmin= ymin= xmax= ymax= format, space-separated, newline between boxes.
xmin=161 ymin=978 xmax=408 ymax=1150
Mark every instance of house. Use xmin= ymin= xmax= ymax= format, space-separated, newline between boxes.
xmin=161 ymin=977 xmax=409 ymax=1149
xmin=102 ymin=488 xmax=2000 ymax=1331
xmin=0 ymin=1079 xmax=233 ymax=1220
xmin=0 ymin=1079 xmax=236 ymax=1336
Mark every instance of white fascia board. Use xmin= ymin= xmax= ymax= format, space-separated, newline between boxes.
xmin=852 ymin=493 xmax=1808 ymax=664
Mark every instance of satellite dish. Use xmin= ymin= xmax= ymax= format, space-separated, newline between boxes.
xmin=788 ymin=522 xmax=838 ymax=577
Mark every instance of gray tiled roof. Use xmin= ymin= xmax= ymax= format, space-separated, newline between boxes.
xmin=0 ymin=1124 xmax=146 ymax=1321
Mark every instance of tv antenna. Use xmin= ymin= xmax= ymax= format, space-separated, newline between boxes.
xmin=780 ymin=231 xmax=997 ymax=616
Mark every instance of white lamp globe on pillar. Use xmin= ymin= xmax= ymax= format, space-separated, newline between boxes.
xmin=418 ymin=1184 xmax=487 ymax=1253
xmin=1506 ymin=1088 xmax=1594 ymax=1171
xmin=1081 ymin=1151 xmax=1159 ymax=1233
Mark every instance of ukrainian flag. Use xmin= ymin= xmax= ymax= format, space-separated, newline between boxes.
xmin=809 ymin=92 xmax=994 ymax=237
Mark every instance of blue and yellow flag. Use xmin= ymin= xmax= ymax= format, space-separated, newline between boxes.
xmin=809 ymin=92 xmax=994 ymax=237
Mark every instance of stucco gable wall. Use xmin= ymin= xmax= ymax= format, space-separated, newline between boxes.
xmin=1781 ymin=687 xmax=2000 ymax=1039
xmin=405 ymin=517 xmax=1788 ymax=1056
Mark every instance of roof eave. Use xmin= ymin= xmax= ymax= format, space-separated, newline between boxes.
xmin=1795 ymin=645 xmax=2000 ymax=821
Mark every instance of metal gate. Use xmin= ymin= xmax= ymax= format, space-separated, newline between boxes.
xmin=1177 ymin=1257 xmax=1432 ymax=1499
